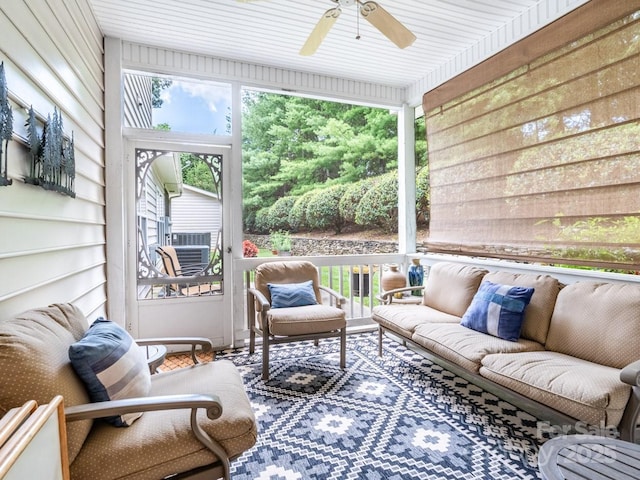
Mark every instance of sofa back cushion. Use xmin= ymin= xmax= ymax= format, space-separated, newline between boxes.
xmin=545 ymin=281 xmax=640 ymax=368
xmin=483 ymin=271 xmax=561 ymax=344
xmin=0 ymin=303 xmax=93 ymax=463
xmin=422 ymin=263 xmax=488 ymax=317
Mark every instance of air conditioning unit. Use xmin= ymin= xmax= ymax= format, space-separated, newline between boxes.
xmin=171 ymin=232 xmax=211 ymax=246
xmin=173 ymin=245 xmax=210 ymax=266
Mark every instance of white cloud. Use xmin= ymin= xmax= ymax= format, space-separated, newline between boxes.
xmin=175 ymin=81 xmax=231 ymax=113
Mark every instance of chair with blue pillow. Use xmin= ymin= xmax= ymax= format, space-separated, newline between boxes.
xmin=248 ymin=260 xmax=347 ymax=380
xmin=0 ymin=303 xmax=257 ymax=480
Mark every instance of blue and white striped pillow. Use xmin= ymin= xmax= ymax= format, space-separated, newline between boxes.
xmin=69 ymin=317 xmax=151 ymax=426
xmin=460 ymin=281 xmax=534 ymax=342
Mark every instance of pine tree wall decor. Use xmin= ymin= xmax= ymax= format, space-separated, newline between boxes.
xmin=24 ymin=105 xmax=75 ymax=198
xmin=0 ymin=61 xmax=13 ymax=186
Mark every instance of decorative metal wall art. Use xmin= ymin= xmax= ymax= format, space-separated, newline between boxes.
xmin=0 ymin=62 xmax=13 ymax=186
xmin=24 ymin=106 xmax=75 ymax=197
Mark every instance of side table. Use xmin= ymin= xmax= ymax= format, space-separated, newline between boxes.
xmin=538 ymin=434 xmax=640 ymax=480
xmin=139 ymin=344 xmax=167 ymax=374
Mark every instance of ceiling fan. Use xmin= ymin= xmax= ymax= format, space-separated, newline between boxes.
xmin=238 ymin=0 xmax=417 ymax=56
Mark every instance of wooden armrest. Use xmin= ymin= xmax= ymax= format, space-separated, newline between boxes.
xmin=318 ymin=285 xmax=347 ymax=306
xmin=248 ymin=287 xmax=271 ymax=312
xmin=377 ymin=286 xmax=424 ymax=304
xmin=64 ymin=394 xmax=223 ymax=422
xmin=621 ymin=359 xmax=640 ymax=386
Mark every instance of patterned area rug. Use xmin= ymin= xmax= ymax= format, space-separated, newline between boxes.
xmin=219 ymin=332 xmax=543 ymax=479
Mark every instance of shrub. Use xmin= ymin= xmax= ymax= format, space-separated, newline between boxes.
xmin=306 ymin=184 xmax=348 ymax=233
xmin=267 ymin=196 xmax=297 ymax=232
xmin=416 ymin=166 xmax=430 ymax=226
xmin=289 ymin=190 xmax=316 ymax=232
xmin=270 ymin=230 xmax=291 ymax=252
xmin=355 ymin=171 xmax=398 ymax=233
xmin=339 ymin=178 xmax=377 ymax=225
xmin=253 ymin=207 xmax=271 ymax=234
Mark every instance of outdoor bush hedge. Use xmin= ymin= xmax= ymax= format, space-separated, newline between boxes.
xmin=339 ymin=178 xmax=376 ymax=224
xmin=416 ymin=166 xmax=430 ymax=226
xmin=253 ymin=206 xmax=272 ymax=234
xmin=355 ymin=172 xmax=398 ymax=232
xmin=267 ymin=196 xmax=297 ymax=232
xmin=306 ymin=184 xmax=348 ymax=233
xmin=289 ymin=190 xmax=316 ymax=232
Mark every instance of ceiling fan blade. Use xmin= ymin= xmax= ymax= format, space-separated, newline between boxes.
xmin=299 ymin=7 xmax=341 ymax=56
xmin=359 ymin=1 xmax=416 ymax=49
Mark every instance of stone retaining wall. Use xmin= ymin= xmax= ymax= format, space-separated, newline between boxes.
xmin=244 ymin=234 xmax=398 ymax=256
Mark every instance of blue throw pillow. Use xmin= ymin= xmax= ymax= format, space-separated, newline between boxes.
xmin=268 ymin=280 xmax=318 ymax=308
xmin=460 ymin=281 xmax=534 ymax=342
xmin=69 ymin=317 xmax=151 ymax=426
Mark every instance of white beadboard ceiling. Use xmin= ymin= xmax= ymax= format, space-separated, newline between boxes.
xmin=89 ymin=0 xmax=588 ymax=100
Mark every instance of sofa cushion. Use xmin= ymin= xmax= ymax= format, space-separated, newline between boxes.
xmin=69 ymin=317 xmax=152 ymax=427
xmin=460 ymin=281 xmax=534 ymax=341
xmin=483 ymin=271 xmax=561 ymax=344
xmin=0 ymin=303 xmax=93 ymax=463
xmin=267 ymin=280 xmax=318 ymax=308
xmin=372 ymin=304 xmax=461 ymax=338
xmin=422 ymin=262 xmax=488 ymax=317
xmin=71 ymin=360 xmax=258 ymax=480
xmin=545 ymin=281 xmax=640 ymax=368
xmin=480 ymin=351 xmax=631 ymax=427
xmin=412 ymin=323 xmax=545 ymax=372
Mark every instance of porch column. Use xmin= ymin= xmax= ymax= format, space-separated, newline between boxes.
xmin=104 ymin=37 xmax=127 ymax=326
xmin=397 ymin=103 xmax=416 ymax=254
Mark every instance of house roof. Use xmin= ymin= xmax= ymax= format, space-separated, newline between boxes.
xmin=88 ymin=0 xmax=588 ymax=105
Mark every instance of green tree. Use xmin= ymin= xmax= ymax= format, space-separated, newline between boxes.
xmin=181 ymin=154 xmax=215 ymax=193
xmin=242 ymin=91 xmax=400 ymax=229
xmin=151 ymin=78 xmax=172 ymax=108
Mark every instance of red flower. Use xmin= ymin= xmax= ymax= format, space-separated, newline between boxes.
xmin=243 ymin=240 xmax=259 ymax=257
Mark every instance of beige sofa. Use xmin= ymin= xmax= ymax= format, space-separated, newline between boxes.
xmin=372 ymin=262 xmax=640 ymax=442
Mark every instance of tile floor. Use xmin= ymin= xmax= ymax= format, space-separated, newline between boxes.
xmin=160 ymin=351 xmax=216 ymax=371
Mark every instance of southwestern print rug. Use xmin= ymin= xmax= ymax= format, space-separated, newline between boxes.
xmin=218 ymin=332 xmax=544 ymax=479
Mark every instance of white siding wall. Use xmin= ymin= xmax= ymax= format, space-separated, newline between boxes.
xmin=123 ymin=72 xmax=152 ymax=128
xmin=170 ymin=185 xmax=221 ymax=250
xmin=0 ymin=1 xmax=106 ymax=320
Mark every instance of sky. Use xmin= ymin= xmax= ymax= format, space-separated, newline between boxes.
xmin=152 ymin=79 xmax=232 ymax=135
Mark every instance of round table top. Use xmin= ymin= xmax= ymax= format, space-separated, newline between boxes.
xmin=139 ymin=344 xmax=168 ymax=373
xmin=538 ymin=435 xmax=640 ymax=480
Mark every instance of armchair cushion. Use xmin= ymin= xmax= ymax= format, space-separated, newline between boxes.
xmin=70 ymin=360 xmax=258 ymax=480
xmin=0 ymin=303 xmax=92 ymax=463
xmin=266 ymin=304 xmax=346 ymax=336
xmin=267 ymin=280 xmax=318 ymax=308
xmin=460 ymin=281 xmax=534 ymax=341
xmin=69 ymin=317 xmax=151 ymax=426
